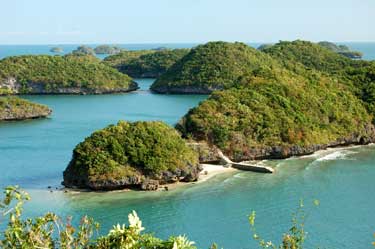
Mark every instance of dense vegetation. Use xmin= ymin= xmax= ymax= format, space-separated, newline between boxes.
xmin=177 ymin=74 xmax=374 ymax=160
xmin=261 ymin=40 xmax=354 ymax=74
xmin=63 ymin=121 xmax=200 ymax=190
xmin=261 ymin=40 xmax=375 ymax=119
xmin=318 ymin=41 xmax=363 ymax=59
xmin=103 ymin=50 xmax=155 ymax=69
xmin=103 ymin=49 xmax=189 ymax=77
xmin=94 ymin=45 xmax=124 ymax=54
xmin=150 ymin=41 xmax=297 ymax=93
xmin=106 ymin=49 xmax=189 ymax=78
xmin=0 ymin=186 xmax=327 ymax=249
xmin=0 ymin=97 xmax=51 ymax=121
xmin=0 ymin=55 xmax=137 ymax=94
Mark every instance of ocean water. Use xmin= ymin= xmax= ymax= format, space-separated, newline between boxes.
xmin=0 ymin=44 xmax=375 ymax=248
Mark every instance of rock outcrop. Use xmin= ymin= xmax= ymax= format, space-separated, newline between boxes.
xmin=0 ymin=77 xmax=138 ymax=95
xmin=0 ymin=97 xmax=52 ymax=121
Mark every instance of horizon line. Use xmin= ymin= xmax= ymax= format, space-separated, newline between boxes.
xmin=1 ymin=40 xmax=375 ymax=46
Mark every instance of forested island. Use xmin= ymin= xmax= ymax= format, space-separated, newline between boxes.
xmin=0 ymin=55 xmax=138 ymax=95
xmin=318 ymin=41 xmax=363 ymax=59
xmin=71 ymin=45 xmax=96 ymax=56
xmin=0 ymin=97 xmax=51 ymax=121
xmin=63 ymin=121 xmax=200 ymax=190
xmin=0 ymin=39 xmax=373 ymax=191
xmin=50 ymin=47 xmax=63 ymax=53
xmin=104 ymin=49 xmax=189 ymax=78
xmin=94 ymin=45 xmax=123 ymax=54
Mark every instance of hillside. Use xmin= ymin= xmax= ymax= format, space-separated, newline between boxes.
xmin=318 ymin=41 xmax=363 ymax=59
xmin=150 ymin=41 xmax=295 ymax=94
xmin=261 ymin=40 xmax=375 ymax=119
xmin=177 ymin=77 xmax=375 ymax=161
xmin=0 ymin=55 xmax=138 ymax=95
xmin=105 ymin=49 xmax=190 ymax=78
xmin=63 ymin=121 xmax=200 ymax=190
xmin=103 ymin=50 xmax=155 ymax=70
xmin=0 ymin=97 xmax=52 ymax=121
xmin=261 ymin=40 xmax=354 ymax=74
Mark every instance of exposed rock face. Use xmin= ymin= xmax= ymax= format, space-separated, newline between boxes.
xmin=200 ymin=126 xmax=375 ymax=162
xmin=0 ymin=77 xmax=139 ymax=95
xmin=187 ymin=142 xmax=221 ymax=163
xmin=0 ymin=97 xmax=52 ymax=121
xmin=151 ymin=85 xmax=223 ymax=94
xmin=62 ymin=162 xmax=201 ymax=191
xmin=141 ymin=179 xmax=159 ymax=191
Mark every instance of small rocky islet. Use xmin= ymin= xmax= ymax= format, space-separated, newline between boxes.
xmin=0 ymin=96 xmax=51 ymax=121
xmin=62 ymin=121 xmax=201 ymax=191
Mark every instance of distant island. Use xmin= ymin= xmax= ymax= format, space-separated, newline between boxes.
xmin=71 ymin=45 xmax=96 ymax=56
xmin=63 ymin=121 xmax=201 ymax=191
xmin=104 ymin=49 xmax=189 ymax=78
xmin=94 ymin=45 xmax=123 ymax=55
xmin=50 ymin=47 xmax=63 ymax=53
xmin=150 ymin=41 xmax=292 ymax=94
xmin=0 ymin=97 xmax=51 ymax=121
xmin=318 ymin=41 xmax=363 ymax=59
xmin=0 ymin=55 xmax=138 ymax=95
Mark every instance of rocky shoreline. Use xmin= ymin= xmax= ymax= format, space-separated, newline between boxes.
xmin=191 ymin=126 xmax=375 ymax=162
xmin=150 ymin=85 xmax=223 ymax=94
xmin=0 ymin=110 xmax=52 ymax=121
xmin=62 ymin=163 xmax=202 ymax=191
xmin=0 ymin=97 xmax=52 ymax=121
xmin=0 ymin=77 xmax=139 ymax=95
xmin=61 ymin=137 xmax=375 ymax=193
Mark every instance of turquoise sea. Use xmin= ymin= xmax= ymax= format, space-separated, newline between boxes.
xmin=0 ymin=43 xmax=375 ymax=248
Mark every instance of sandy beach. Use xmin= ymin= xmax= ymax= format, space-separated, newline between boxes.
xmin=198 ymin=164 xmax=237 ymax=182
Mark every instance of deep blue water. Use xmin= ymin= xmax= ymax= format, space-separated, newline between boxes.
xmin=0 ymin=43 xmax=375 ymax=248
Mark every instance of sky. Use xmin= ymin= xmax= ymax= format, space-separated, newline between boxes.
xmin=0 ymin=0 xmax=374 ymax=44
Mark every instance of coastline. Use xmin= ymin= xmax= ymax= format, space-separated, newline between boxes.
xmin=62 ymin=164 xmax=237 ymax=194
xmin=60 ymin=143 xmax=374 ymax=194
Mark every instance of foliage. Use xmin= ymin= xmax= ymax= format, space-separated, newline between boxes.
xmin=94 ymin=45 xmax=123 ymax=55
xmin=72 ymin=45 xmax=96 ymax=56
xmin=103 ymin=50 xmax=155 ymax=69
xmin=0 ymin=55 xmax=135 ymax=93
xmin=66 ymin=121 xmax=199 ymax=183
xmin=249 ymin=200 xmax=319 ymax=249
xmin=0 ymin=186 xmax=196 ymax=249
xmin=262 ymin=40 xmax=375 ymax=119
xmin=177 ymin=73 xmax=372 ymax=159
xmin=151 ymin=41 xmax=293 ymax=92
xmin=318 ymin=41 xmax=363 ymax=58
xmin=0 ymin=96 xmax=51 ymax=121
xmin=105 ymin=49 xmax=190 ymax=78
xmin=261 ymin=40 xmax=353 ymax=74
xmin=257 ymin=44 xmax=274 ymax=51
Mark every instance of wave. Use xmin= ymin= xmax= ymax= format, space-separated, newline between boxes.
xmin=315 ymin=150 xmax=357 ymax=162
